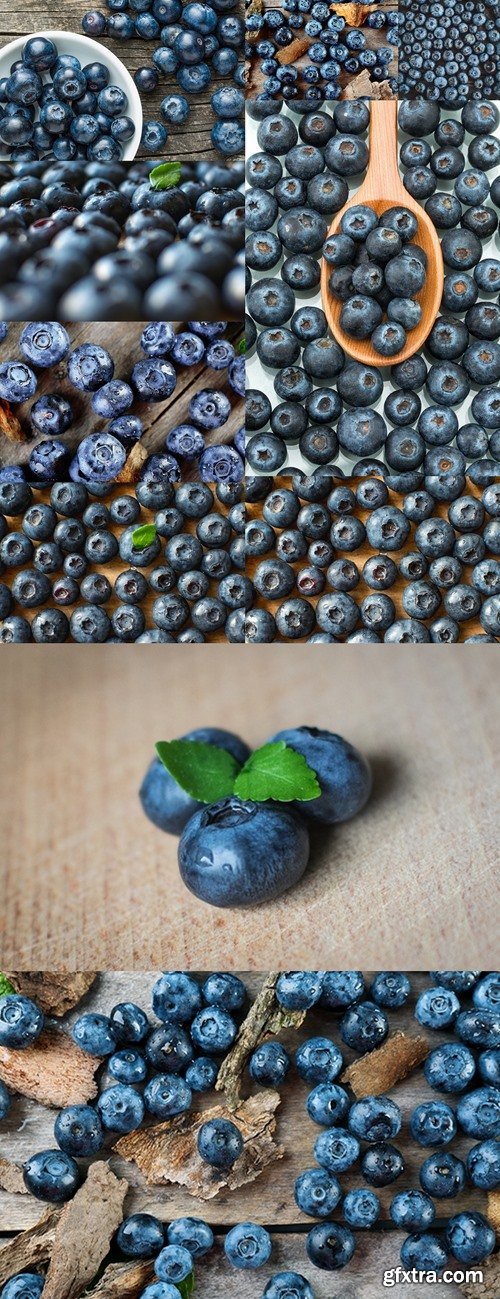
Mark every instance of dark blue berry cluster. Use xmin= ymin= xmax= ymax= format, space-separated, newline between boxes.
xmin=81 ymin=0 xmax=245 ymax=155
xmin=0 ymin=157 xmax=244 ymax=320
xmin=0 ymin=322 xmax=244 ymax=486
xmin=245 ymin=473 xmax=500 ymax=642
xmin=0 ymin=478 xmax=245 ymax=642
xmin=246 ymin=3 xmax=399 ymax=103
xmin=328 ymin=203 xmax=426 ymax=356
xmin=398 ymin=0 xmax=500 ymax=103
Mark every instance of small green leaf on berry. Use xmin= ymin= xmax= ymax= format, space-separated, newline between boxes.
xmin=238 ymin=338 xmax=246 ymax=354
xmin=149 ymin=161 xmax=182 ymax=191
xmin=132 ymin=523 xmax=157 ymax=550
xmin=0 ymin=974 xmax=15 ymax=996
xmin=177 ymin=1273 xmax=195 ymax=1299
xmin=156 ymin=740 xmax=242 ymax=803
xmin=234 ymin=742 xmax=321 ymax=803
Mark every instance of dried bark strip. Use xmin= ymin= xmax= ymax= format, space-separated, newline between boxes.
xmin=216 ymin=972 xmax=306 ymax=1108
xmin=115 ymin=1089 xmax=283 ymax=1200
xmin=0 ymin=1157 xmax=27 ymax=1195
xmin=342 ymin=1032 xmax=429 ymax=1097
xmin=115 ymin=442 xmax=148 ymax=483
xmin=5 ymin=972 xmax=97 ymax=1017
xmin=42 ymin=1162 xmax=128 ymax=1299
xmin=487 ymin=1189 xmax=500 ymax=1235
xmin=277 ymin=36 xmax=312 ymax=64
xmin=342 ymin=70 xmax=394 ymax=99
xmin=0 ymin=1028 xmax=101 ymax=1108
xmin=330 ymin=3 xmax=372 ymax=25
xmin=0 ymin=1208 xmax=60 ymax=1285
xmin=87 ymin=1262 xmax=153 ymax=1298
xmin=0 ymin=400 xmax=25 ymax=442
xmin=459 ymin=1253 xmax=500 ymax=1299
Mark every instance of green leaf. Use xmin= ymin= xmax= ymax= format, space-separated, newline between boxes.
xmin=156 ymin=739 xmax=242 ymax=803
xmin=238 ymin=337 xmax=246 ymax=354
xmin=234 ymin=742 xmax=321 ymax=803
xmin=149 ymin=161 xmax=182 ymax=191
xmin=0 ymin=974 xmax=15 ymax=996
xmin=177 ymin=1274 xmax=195 ymax=1299
xmin=131 ymin=523 xmax=157 ymax=551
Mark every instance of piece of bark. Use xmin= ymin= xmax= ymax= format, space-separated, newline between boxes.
xmin=87 ymin=1262 xmax=153 ymax=1298
xmin=115 ymin=442 xmax=148 ymax=483
xmin=487 ymin=1189 xmax=500 ymax=1235
xmin=0 ymin=1028 xmax=101 ymax=1108
xmin=216 ymin=972 xmax=306 ymax=1108
xmin=459 ymin=1253 xmax=500 ymax=1299
xmin=342 ymin=70 xmax=394 ymax=99
xmin=0 ymin=400 xmax=25 ymax=443
xmin=342 ymin=1032 xmax=429 ymax=1097
xmin=4 ymin=972 xmax=97 ymax=1017
xmin=42 ymin=1162 xmax=128 ymax=1299
xmin=0 ymin=1157 xmax=27 ymax=1195
xmin=330 ymin=2 xmax=372 ymax=25
xmin=277 ymin=36 xmax=312 ymax=65
xmin=0 ymin=1207 xmax=60 ymax=1285
xmin=115 ymin=1089 xmax=283 ymax=1200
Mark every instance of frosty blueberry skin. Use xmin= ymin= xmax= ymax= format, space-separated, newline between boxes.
xmin=267 ymin=727 xmax=371 ymax=824
xmin=140 ymin=728 xmax=251 ymax=836
xmin=178 ymin=797 xmax=310 ymax=907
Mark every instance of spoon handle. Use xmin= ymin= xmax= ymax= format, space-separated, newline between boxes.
xmin=366 ymin=100 xmax=401 ymax=196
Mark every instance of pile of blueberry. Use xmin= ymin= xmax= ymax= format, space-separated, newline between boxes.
xmin=0 ymin=322 xmax=244 ymax=486
xmin=398 ymin=0 xmax=500 ymax=103
xmin=246 ymin=4 xmax=399 ymax=102
xmin=327 ymin=204 xmax=427 ymax=357
xmin=141 ymin=724 xmax=372 ymax=905
xmin=246 ymin=98 xmax=500 ymax=484
xmin=245 ymin=474 xmax=500 ymax=643
xmin=0 ymin=36 xmax=135 ymax=164
xmin=81 ymin=0 xmax=245 ymax=157
xmin=0 ymin=478 xmax=245 ymax=643
xmin=0 ymin=157 xmax=244 ymax=320
xmin=0 ymin=969 xmax=498 ymax=1296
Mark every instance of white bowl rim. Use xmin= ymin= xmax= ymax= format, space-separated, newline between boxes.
xmin=0 ymin=29 xmax=143 ymax=161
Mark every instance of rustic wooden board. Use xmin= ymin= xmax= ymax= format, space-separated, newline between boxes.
xmin=247 ymin=475 xmax=492 ymax=643
xmin=0 ymin=322 xmax=243 ymax=475
xmin=0 ymin=648 xmax=497 ymax=969
xmin=0 ymin=972 xmax=488 ymax=1299
xmin=0 ymin=0 xmax=244 ymax=161
xmin=246 ymin=0 xmax=398 ymax=99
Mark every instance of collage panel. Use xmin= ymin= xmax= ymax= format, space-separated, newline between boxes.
xmin=0 ymin=970 xmax=499 ymax=1297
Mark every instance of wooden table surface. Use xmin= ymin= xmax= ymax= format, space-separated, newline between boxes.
xmin=0 ymin=322 xmax=243 ymax=474
xmin=0 ymin=970 xmax=485 ymax=1296
xmin=0 ymin=646 xmax=497 ymax=970
xmin=247 ymin=476 xmax=493 ymax=644
xmin=246 ymin=0 xmax=398 ymax=99
xmin=0 ymin=0 xmax=244 ymax=161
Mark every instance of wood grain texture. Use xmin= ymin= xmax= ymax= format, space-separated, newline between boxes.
xmin=0 ymin=973 xmax=484 ymax=1295
xmin=0 ymin=322 xmax=243 ymax=475
xmin=247 ymin=476 xmax=490 ymax=642
xmin=0 ymin=647 xmax=497 ymax=969
xmin=246 ymin=0 xmax=397 ymax=99
xmin=0 ymin=0 xmax=244 ymax=161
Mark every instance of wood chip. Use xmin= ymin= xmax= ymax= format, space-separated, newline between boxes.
xmin=0 ymin=400 xmax=25 ymax=442
xmin=487 ymin=1189 xmax=500 ymax=1236
xmin=330 ymin=2 xmax=372 ymax=25
xmin=0 ymin=1207 xmax=60 ymax=1286
xmin=115 ymin=442 xmax=148 ymax=483
xmin=0 ymin=1157 xmax=27 ymax=1195
xmin=115 ymin=1089 xmax=283 ymax=1200
xmin=0 ymin=1028 xmax=101 ymax=1109
xmin=216 ymin=972 xmax=306 ymax=1108
xmin=342 ymin=1032 xmax=429 ymax=1097
xmin=277 ymin=36 xmax=312 ymax=65
xmin=459 ymin=1253 xmax=500 ymax=1298
xmin=42 ymin=1163 xmax=128 ymax=1299
xmin=4 ymin=972 xmax=97 ymax=1017
xmin=342 ymin=70 xmax=394 ymax=99
xmin=86 ymin=1262 xmax=153 ymax=1298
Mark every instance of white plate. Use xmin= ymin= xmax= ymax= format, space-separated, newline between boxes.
xmin=0 ymin=30 xmax=143 ymax=161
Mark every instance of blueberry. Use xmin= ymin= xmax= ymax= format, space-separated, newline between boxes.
xmin=415 ymin=986 xmax=460 ymax=1030
xmin=262 ymin=1274 xmax=314 ymax=1299
xmin=19 ymin=321 xmax=69 ymax=366
xmin=456 ymin=1086 xmax=500 ymax=1139
xmin=0 ymin=361 xmax=37 ymax=402
xmin=370 ymin=973 xmax=411 ymax=1008
xmin=224 ymin=1223 xmax=272 ymax=1269
xmin=190 ymin=1005 xmax=237 ymax=1054
xmin=306 ymin=1222 xmax=355 ymax=1271
xmin=307 ymin=1084 xmax=350 ymax=1127
xmin=314 ymin=1128 xmax=360 ymax=1174
xmin=420 ymin=1151 xmax=466 ymax=1198
xmin=185 ymin=1057 xmax=219 ymax=1092
xmin=445 ymin=1212 xmax=495 ymax=1265
xmin=0 ymin=995 xmax=44 ymax=1048
xmin=108 ymin=1049 xmax=147 ymax=1084
xmin=267 ymin=727 xmax=371 ymax=824
xmin=155 ymin=1246 xmax=193 ymax=1286
xmin=249 ymin=1041 xmax=290 ymax=1086
xmin=342 ymin=1188 xmax=380 ymax=1229
xmin=390 ymin=1190 xmax=436 ymax=1231
xmin=340 ymin=1002 xmax=388 ymax=1054
xmin=295 ymin=1037 xmax=343 ymax=1085
xmin=54 ymin=1104 xmax=103 ymax=1156
xmin=295 ymin=1167 xmax=342 ymax=1218
xmin=167 ymin=1218 xmax=213 ymax=1258
xmin=0 ymin=1277 xmax=45 ymax=1299
xmin=348 ymin=1096 xmax=402 ymax=1143
xmin=197 ymin=1118 xmax=243 ymax=1168
xmin=276 ymin=972 xmax=323 ymax=1010
xmin=178 ymin=797 xmax=310 ymax=907
xmin=117 ymin=1214 xmax=165 ymax=1259
xmin=144 ymin=1074 xmax=192 ymax=1118
xmin=152 ymin=971 xmax=201 ymax=1023
xmin=0 ymin=1079 xmax=11 ymax=1120
xmin=71 ymin=1012 xmax=117 ymax=1055
xmin=400 ymin=1234 xmax=447 ymax=1273
xmin=23 ymin=1149 xmax=81 ymax=1202
xmin=140 ymin=729 xmax=250 ymax=836
xmin=97 ymin=1083 xmax=144 ymax=1133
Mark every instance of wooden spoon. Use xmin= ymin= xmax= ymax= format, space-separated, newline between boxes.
xmin=321 ymin=99 xmax=444 ymax=368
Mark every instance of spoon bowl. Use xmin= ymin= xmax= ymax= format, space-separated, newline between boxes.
xmin=321 ymin=100 xmax=444 ymax=368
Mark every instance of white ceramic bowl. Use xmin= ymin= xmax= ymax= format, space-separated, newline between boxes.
xmin=0 ymin=29 xmax=143 ymax=161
